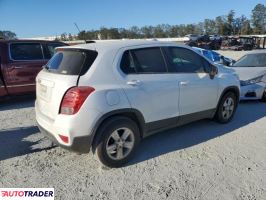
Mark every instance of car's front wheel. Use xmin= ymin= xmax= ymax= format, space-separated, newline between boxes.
xmin=215 ymin=92 xmax=237 ymax=123
xmin=96 ymin=117 xmax=140 ymax=168
xmin=260 ymin=90 xmax=266 ymax=102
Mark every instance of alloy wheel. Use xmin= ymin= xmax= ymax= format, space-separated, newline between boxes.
xmin=222 ymin=97 xmax=235 ymax=120
xmin=106 ymin=128 xmax=135 ymax=160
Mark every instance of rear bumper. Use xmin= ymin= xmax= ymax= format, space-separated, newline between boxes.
xmin=35 ymin=100 xmax=102 ymax=153
xmin=240 ymin=83 xmax=265 ymax=100
xmin=37 ymin=122 xmax=92 ymax=153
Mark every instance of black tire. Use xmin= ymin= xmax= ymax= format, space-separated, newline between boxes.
xmin=96 ymin=116 xmax=140 ymax=168
xmin=260 ymin=90 xmax=266 ymax=102
xmin=215 ymin=92 xmax=237 ymax=124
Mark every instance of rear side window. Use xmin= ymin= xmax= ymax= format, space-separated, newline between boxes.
xmin=10 ymin=43 xmax=43 ymax=60
xmin=131 ymin=47 xmax=167 ymax=73
xmin=45 ymin=49 xmax=98 ymax=75
xmin=165 ymin=47 xmax=205 ymax=73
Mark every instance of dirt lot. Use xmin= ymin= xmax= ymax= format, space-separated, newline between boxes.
xmin=1 ymin=51 xmax=266 ymax=200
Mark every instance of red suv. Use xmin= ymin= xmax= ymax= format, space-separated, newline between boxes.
xmin=0 ymin=40 xmax=68 ymax=97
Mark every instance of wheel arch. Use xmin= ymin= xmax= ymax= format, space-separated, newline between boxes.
xmin=217 ymin=86 xmax=240 ymax=109
xmin=91 ymin=108 xmax=145 ymax=153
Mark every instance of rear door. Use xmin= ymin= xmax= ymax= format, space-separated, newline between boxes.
xmin=36 ymin=49 xmax=98 ymax=120
xmin=120 ymin=47 xmax=180 ymax=127
xmin=164 ymin=47 xmax=219 ymax=116
xmin=5 ymin=42 xmax=47 ymax=94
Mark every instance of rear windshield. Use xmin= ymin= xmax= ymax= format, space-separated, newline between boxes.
xmin=44 ymin=49 xmax=98 ymax=75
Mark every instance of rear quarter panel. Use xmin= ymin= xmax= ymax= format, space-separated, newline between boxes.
xmin=78 ymin=49 xmax=132 ymax=114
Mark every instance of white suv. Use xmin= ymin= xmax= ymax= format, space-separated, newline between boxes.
xmin=35 ymin=40 xmax=240 ymax=167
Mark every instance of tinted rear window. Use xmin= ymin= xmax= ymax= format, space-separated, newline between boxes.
xmin=10 ymin=43 xmax=43 ymax=60
xmin=45 ymin=49 xmax=98 ymax=75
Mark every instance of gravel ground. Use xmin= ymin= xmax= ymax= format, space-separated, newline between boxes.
xmin=1 ymin=51 xmax=266 ymax=200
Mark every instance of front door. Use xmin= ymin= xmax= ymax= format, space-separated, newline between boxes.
xmin=164 ymin=47 xmax=219 ymax=116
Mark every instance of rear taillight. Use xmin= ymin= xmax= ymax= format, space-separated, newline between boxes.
xmin=60 ymin=86 xmax=95 ymax=115
xmin=59 ymin=134 xmax=69 ymax=143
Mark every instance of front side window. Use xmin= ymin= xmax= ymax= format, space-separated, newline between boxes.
xmin=165 ymin=47 xmax=205 ymax=73
xmin=10 ymin=43 xmax=43 ymax=60
xmin=130 ymin=47 xmax=167 ymax=73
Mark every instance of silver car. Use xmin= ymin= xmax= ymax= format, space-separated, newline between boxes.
xmin=231 ymin=50 xmax=266 ymax=101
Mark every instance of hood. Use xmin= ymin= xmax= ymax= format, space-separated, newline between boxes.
xmin=215 ymin=63 xmax=236 ymax=74
xmin=231 ymin=67 xmax=266 ymax=81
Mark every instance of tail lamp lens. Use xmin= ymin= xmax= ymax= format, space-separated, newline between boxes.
xmin=59 ymin=134 xmax=69 ymax=144
xmin=60 ymin=86 xmax=95 ymax=115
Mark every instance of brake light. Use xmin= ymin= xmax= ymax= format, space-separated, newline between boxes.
xmin=60 ymin=86 xmax=95 ymax=115
xmin=59 ymin=134 xmax=69 ymax=143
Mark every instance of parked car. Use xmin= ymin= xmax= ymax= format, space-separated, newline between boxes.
xmin=36 ymin=40 xmax=240 ymax=167
xmin=184 ymin=34 xmax=200 ymax=41
xmin=221 ymin=36 xmax=257 ymax=51
xmin=210 ymin=35 xmax=222 ymax=41
xmin=0 ymin=39 xmax=68 ymax=98
xmin=231 ymin=50 xmax=266 ymax=101
xmin=192 ymin=47 xmax=235 ymax=66
xmin=186 ymin=35 xmax=222 ymax=50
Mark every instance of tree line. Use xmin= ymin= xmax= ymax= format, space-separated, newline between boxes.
xmin=1 ymin=3 xmax=265 ymax=40
xmin=66 ymin=3 xmax=265 ymax=41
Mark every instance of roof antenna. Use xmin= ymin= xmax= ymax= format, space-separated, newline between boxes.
xmin=74 ymin=22 xmax=81 ymax=33
xmin=74 ymin=22 xmax=86 ymax=42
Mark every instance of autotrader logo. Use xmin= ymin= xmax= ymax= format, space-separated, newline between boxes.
xmin=0 ymin=188 xmax=54 ymax=200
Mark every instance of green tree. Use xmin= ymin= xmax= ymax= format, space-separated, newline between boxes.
xmin=241 ymin=20 xmax=253 ymax=35
xmin=251 ymin=4 xmax=266 ymax=34
xmin=60 ymin=33 xmax=67 ymax=41
xmin=203 ymin=19 xmax=216 ymax=34
xmin=68 ymin=33 xmax=73 ymax=41
xmin=0 ymin=30 xmax=16 ymax=39
xmin=141 ymin=26 xmax=153 ymax=38
xmin=227 ymin=10 xmax=235 ymax=35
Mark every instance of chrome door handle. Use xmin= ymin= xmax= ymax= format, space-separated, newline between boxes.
xmin=180 ymin=81 xmax=189 ymax=86
xmin=127 ymin=80 xmax=142 ymax=86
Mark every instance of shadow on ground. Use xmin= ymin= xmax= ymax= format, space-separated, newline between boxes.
xmin=0 ymin=95 xmax=35 ymax=111
xmin=0 ymin=126 xmax=55 ymax=161
xmin=128 ymin=101 xmax=266 ymax=166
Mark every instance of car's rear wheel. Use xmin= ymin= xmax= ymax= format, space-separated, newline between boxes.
xmin=96 ymin=117 xmax=140 ymax=168
xmin=215 ymin=92 xmax=237 ymax=123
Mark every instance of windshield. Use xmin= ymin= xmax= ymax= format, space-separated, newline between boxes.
xmin=233 ymin=53 xmax=266 ymax=67
xmin=211 ymin=52 xmax=221 ymax=62
xmin=202 ymin=50 xmax=213 ymax=61
xmin=45 ymin=49 xmax=98 ymax=75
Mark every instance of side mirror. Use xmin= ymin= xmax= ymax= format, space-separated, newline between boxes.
xmin=209 ymin=65 xmax=218 ymax=79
